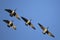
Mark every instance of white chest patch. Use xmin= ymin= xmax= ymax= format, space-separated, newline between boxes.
xmin=26 ymin=20 xmax=30 ymax=24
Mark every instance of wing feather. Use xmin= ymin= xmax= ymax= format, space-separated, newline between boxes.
xmin=3 ymin=20 xmax=9 ymax=24
xmin=21 ymin=17 xmax=28 ymax=22
xmin=30 ymin=24 xmax=36 ymax=30
xmin=15 ymin=14 xmax=20 ymax=20
xmin=47 ymin=31 xmax=55 ymax=38
xmin=5 ymin=9 xmax=12 ymax=13
xmin=38 ymin=23 xmax=45 ymax=30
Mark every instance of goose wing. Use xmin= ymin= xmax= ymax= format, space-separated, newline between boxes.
xmin=15 ymin=13 xmax=20 ymax=20
xmin=38 ymin=23 xmax=45 ymax=31
xmin=12 ymin=25 xmax=16 ymax=30
xmin=5 ymin=9 xmax=12 ymax=13
xmin=29 ymin=23 xmax=36 ymax=30
xmin=3 ymin=20 xmax=9 ymax=24
xmin=21 ymin=16 xmax=28 ymax=22
xmin=47 ymin=31 xmax=55 ymax=38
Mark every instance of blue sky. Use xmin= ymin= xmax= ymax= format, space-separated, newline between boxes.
xmin=0 ymin=0 xmax=60 ymax=40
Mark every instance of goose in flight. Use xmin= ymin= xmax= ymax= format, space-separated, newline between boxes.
xmin=21 ymin=16 xmax=36 ymax=30
xmin=38 ymin=23 xmax=55 ymax=38
xmin=3 ymin=20 xmax=16 ymax=30
xmin=5 ymin=9 xmax=20 ymax=20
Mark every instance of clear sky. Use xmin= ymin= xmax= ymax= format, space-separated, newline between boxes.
xmin=0 ymin=0 xmax=60 ymax=40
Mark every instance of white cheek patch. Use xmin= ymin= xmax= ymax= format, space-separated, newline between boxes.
xmin=26 ymin=20 xmax=30 ymax=24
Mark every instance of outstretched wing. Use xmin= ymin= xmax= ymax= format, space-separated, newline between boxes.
xmin=47 ymin=31 xmax=55 ymax=38
xmin=29 ymin=23 xmax=36 ymax=30
xmin=12 ymin=25 xmax=16 ymax=30
xmin=15 ymin=14 xmax=20 ymax=20
xmin=21 ymin=16 xmax=28 ymax=22
xmin=3 ymin=20 xmax=9 ymax=24
xmin=5 ymin=9 xmax=12 ymax=13
xmin=38 ymin=23 xmax=46 ymax=31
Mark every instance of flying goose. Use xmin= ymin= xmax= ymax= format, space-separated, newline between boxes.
xmin=21 ymin=16 xmax=36 ymax=30
xmin=3 ymin=20 xmax=16 ymax=30
xmin=5 ymin=9 xmax=20 ymax=20
xmin=38 ymin=23 xmax=55 ymax=38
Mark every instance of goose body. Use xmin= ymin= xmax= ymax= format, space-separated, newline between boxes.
xmin=3 ymin=20 xmax=16 ymax=30
xmin=5 ymin=9 xmax=20 ymax=20
xmin=21 ymin=16 xmax=36 ymax=30
xmin=38 ymin=23 xmax=55 ymax=38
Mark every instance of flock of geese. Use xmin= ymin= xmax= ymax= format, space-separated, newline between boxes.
xmin=3 ymin=8 xmax=55 ymax=38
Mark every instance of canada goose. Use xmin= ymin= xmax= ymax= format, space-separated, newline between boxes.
xmin=5 ymin=9 xmax=20 ymax=20
xmin=38 ymin=23 xmax=55 ymax=38
xmin=3 ymin=20 xmax=16 ymax=30
xmin=21 ymin=16 xmax=36 ymax=30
